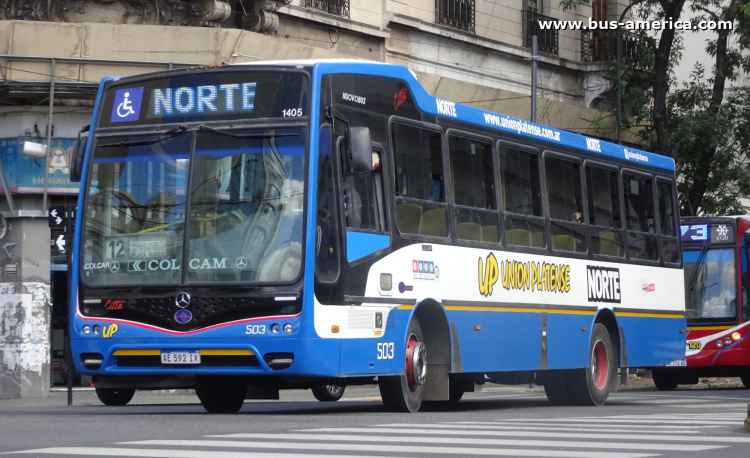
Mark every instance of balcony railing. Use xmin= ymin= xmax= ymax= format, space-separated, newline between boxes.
xmin=305 ymin=0 xmax=349 ymax=18
xmin=581 ymin=29 xmax=651 ymax=68
xmin=525 ymin=10 xmax=558 ymax=56
xmin=436 ymin=0 xmax=475 ymax=33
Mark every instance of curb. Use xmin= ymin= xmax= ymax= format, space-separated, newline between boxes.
xmin=745 ymin=404 xmax=750 ymax=432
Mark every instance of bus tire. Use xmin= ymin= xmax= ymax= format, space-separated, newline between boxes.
xmin=652 ymin=370 xmax=679 ymax=391
xmin=195 ymin=376 xmax=246 ymax=413
xmin=543 ymin=373 xmax=571 ymax=405
xmin=567 ymin=323 xmax=615 ymax=406
xmin=741 ymin=374 xmax=750 ymax=389
xmin=95 ymin=387 xmax=135 ymax=406
xmin=312 ymin=385 xmax=345 ymax=402
xmin=379 ymin=317 xmax=426 ymax=413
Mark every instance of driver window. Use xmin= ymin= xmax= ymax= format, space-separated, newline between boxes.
xmin=340 ymin=140 xmax=386 ymax=233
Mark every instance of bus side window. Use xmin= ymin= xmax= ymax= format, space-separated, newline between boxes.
xmin=499 ymin=146 xmax=545 ymax=248
xmin=449 ymin=136 xmax=499 ymax=243
xmin=546 ymin=155 xmax=586 ymax=253
xmin=623 ymin=173 xmax=658 ymax=261
xmin=392 ymin=124 xmax=446 ymax=237
xmin=342 ymin=146 xmax=386 ymax=233
xmin=657 ymin=180 xmax=679 ymax=264
xmin=586 ymin=165 xmax=624 ymax=257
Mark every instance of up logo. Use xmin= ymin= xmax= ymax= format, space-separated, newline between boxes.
xmin=478 ymin=253 xmax=499 ymax=297
xmin=102 ymin=323 xmax=119 ymax=339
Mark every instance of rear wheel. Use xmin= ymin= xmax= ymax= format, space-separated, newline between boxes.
xmin=312 ymin=385 xmax=345 ymax=402
xmin=567 ymin=323 xmax=616 ymax=406
xmin=95 ymin=388 xmax=135 ymax=406
xmin=740 ymin=374 xmax=750 ymax=389
xmin=195 ymin=376 xmax=246 ymax=413
xmin=652 ymin=370 xmax=679 ymax=391
xmin=379 ymin=317 xmax=426 ymax=412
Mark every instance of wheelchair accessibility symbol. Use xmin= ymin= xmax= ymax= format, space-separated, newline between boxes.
xmin=111 ymin=87 xmax=143 ymax=123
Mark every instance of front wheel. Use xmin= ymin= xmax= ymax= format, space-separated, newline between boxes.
xmin=652 ymin=370 xmax=679 ymax=391
xmin=312 ymin=385 xmax=345 ymax=402
xmin=379 ymin=317 xmax=426 ymax=412
xmin=95 ymin=387 xmax=135 ymax=406
xmin=195 ymin=376 xmax=246 ymax=413
xmin=566 ymin=323 xmax=616 ymax=406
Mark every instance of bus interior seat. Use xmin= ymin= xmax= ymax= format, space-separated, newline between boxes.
xmin=531 ymin=231 xmax=545 ymax=248
xmin=506 ymin=228 xmax=531 ymax=247
xmin=552 ymin=234 xmax=576 ymax=252
xmin=598 ymin=230 xmax=622 ymax=256
xmin=396 ymin=202 xmax=422 ymax=234
xmin=420 ymin=207 xmax=447 ymax=237
xmin=456 ymin=222 xmax=482 ymax=241
xmin=481 ymin=225 xmax=499 ymax=243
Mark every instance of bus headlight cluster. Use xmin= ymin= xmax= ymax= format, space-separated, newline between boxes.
xmin=283 ymin=324 xmax=293 ymax=334
xmin=271 ymin=324 xmax=280 ymax=334
xmin=724 ymin=336 xmax=732 ymax=345
xmin=716 ymin=339 xmax=724 ymax=348
xmin=732 ymin=332 xmax=741 ymax=341
xmin=93 ymin=326 xmax=100 ymax=335
xmin=82 ymin=326 xmax=91 ymax=335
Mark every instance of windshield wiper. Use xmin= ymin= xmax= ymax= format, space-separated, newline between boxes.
xmin=688 ymin=245 xmax=710 ymax=291
xmin=100 ymin=125 xmax=189 ymax=148
xmin=198 ymin=125 xmax=300 ymax=139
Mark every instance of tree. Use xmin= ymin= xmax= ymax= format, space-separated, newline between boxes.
xmin=561 ymin=0 xmax=750 ymax=215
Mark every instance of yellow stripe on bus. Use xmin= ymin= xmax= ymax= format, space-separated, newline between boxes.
xmin=444 ymin=305 xmax=595 ymax=315
xmin=617 ymin=312 xmax=684 ymax=319
xmin=113 ymin=349 xmax=254 ymax=356
xmin=690 ymin=326 xmax=733 ymax=331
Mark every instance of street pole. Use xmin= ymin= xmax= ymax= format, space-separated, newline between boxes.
xmin=42 ymin=58 xmax=55 ymax=211
xmin=531 ymin=35 xmax=538 ymax=123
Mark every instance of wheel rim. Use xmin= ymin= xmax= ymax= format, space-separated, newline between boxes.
xmin=326 ymin=385 xmax=342 ymax=395
xmin=591 ymin=340 xmax=609 ymax=390
xmin=405 ymin=333 xmax=427 ymax=393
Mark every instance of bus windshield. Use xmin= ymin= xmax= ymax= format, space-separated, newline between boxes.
xmin=684 ymin=247 xmax=737 ymax=321
xmin=81 ymin=127 xmax=306 ymax=286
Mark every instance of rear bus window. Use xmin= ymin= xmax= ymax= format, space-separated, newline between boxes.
xmin=657 ymin=180 xmax=679 ymax=263
xmin=623 ymin=173 xmax=658 ymax=261
xmin=499 ymin=147 xmax=545 ymax=248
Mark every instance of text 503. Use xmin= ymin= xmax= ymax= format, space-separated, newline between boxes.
xmin=377 ymin=342 xmax=394 ymax=360
xmin=245 ymin=325 xmax=266 ymax=335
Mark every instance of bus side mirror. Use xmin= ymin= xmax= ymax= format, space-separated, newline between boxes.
xmin=349 ymin=127 xmax=372 ymax=174
xmin=70 ymin=124 xmax=90 ymax=183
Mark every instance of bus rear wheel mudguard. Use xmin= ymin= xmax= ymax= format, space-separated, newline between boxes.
xmin=379 ymin=317 xmax=426 ymax=413
xmin=95 ymin=387 xmax=135 ymax=406
xmin=195 ymin=375 xmax=246 ymax=414
xmin=567 ymin=323 xmax=616 ymax=406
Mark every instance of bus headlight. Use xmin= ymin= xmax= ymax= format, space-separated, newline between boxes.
xmin=724 ymin=336 xmax=732 ymax=345
xmin=716 ymin=339 xmax=724 ymax=348
xmin=283 ymin=324 xmax=293 ymax=334
xmin=93 ymin=326 xmax=100 ymax=335
xmin=732 ymin=332 xmax=741 ymax=341
xmin=270 ymin=324 xmax=280 ymax=334
xmin=82 ymin=326 xmax=91 ymax=335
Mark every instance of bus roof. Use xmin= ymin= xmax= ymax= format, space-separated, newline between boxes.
xmin=231 ymin=60 xmax=674 ymax=172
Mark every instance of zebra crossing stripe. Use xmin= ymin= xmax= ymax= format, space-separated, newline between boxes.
xmin=378 ymin=422 xmax=707 ymax=434
xmin=201 ymin=432 xmax=727 ymax=452
xmin=119 ymin=439 xmax=658 ymax=458
xmin=0 ymin=447 xmax=399 ymax=458
xmin=491 ymin=418 xmax=740 ymax=426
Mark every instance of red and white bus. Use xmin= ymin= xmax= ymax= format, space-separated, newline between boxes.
xmin=653 ymin=216 xmax=750 ymax=389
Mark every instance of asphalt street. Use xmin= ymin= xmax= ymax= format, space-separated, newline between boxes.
xmin=0 ymin=382 xmax=748 ymax=458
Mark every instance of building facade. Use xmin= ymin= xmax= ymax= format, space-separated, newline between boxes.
xmin=0 ymin=0 xmax=641 ymax=398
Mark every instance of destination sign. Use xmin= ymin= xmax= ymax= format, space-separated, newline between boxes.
xmin=99 ymin=71 xmax=309 ymax=128
xmin=680 ymin=223 xmax=735 ymax=244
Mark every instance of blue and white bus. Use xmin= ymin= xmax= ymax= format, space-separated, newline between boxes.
xmin=69 ymin=60 xmax=686 ymax=412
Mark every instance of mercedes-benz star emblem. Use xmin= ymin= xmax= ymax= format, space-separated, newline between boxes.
xmin=175 ymin=292 xmax=191 ymax=309
xmin=236 ymin=256 xmax=248 ymax=269
xmin=109 ymin=261 xmax=120 ymax=273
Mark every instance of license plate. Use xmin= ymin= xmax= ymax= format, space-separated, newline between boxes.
xmin=161 ymin=350 xmax=200 ymax=365
xmin=666 ymin=359 xmax=687 ymax=367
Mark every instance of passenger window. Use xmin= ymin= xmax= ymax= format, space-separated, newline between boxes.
xmin=449 ymin=136 xmax=499 ymax=243
xmin=623 ymin=173 xmax=658 ymax=261
xmin=586 ymin=165 xmax=624 ymax=257
xmin=657 ymin=180 xmax=679 ymax=263
xmin=392 ymin=124 xmax=447 ymax=237
xmin=499 ymin=146 xmax=545 ymax=248
xmin=546 ymin=156 xmax=586 ymax=253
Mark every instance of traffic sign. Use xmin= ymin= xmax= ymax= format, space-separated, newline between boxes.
xmin=48 ymin=205 xmax=67 ymax=229
xmin=52 ymin=231 xmax=66 ymax=255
